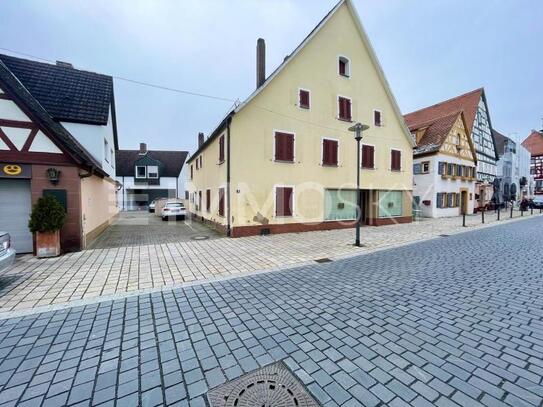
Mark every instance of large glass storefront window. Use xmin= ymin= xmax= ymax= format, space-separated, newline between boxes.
xmin=324 ymin=189 xmax=357 ymax=220
xmin=378 ymin=191 xmax=403 ymax=218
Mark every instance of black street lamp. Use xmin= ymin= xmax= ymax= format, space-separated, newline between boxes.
xmin=349 ymin=122 xmax=370 ymax=247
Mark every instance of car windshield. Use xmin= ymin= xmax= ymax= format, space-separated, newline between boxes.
xmin=534 ymin=197 xmax=543 ymax=202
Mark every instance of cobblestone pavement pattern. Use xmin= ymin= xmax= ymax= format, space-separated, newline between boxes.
xmin=1 ymin=210 xmax=539 ymax=314
xmin=0 ymin=216 xmax=541 ymax=406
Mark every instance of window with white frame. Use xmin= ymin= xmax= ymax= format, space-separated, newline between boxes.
xmin=338 ymin=56 xmax=350 ymax=77
xmin=136 ymin=166 xmax=146 ymax=178
xmin=147 ymin=166 xmax=158 ymax=178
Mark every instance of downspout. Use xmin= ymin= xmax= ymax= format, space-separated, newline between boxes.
xmin=226 ymin=116 xmax=232 ymax=237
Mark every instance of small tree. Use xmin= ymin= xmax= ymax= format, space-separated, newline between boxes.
xmin=28 ymin=195 xmax=66 ymax=233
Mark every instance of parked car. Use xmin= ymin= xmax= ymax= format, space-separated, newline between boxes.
xmin=530 ymin=196 xmax=543 ymax=209
xmin=149 ymin=199 xmax=158 ymax=213
xmin=161 ymin=201 xmax=186 ymax=221
xmin=0 ymin=232 xmax=16 ymax=271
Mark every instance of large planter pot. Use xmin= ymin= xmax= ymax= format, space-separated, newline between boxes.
xmin=36 ymin=230 xmax=61 ymax=258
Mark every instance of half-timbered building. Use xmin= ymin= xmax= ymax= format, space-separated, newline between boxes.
xmin=405 ymin=88 xmax=499 ymax=209
xmin=522 ymin=129 xmax=543 ymax=195
xmin=406 ymin=111 xmax=477 ymax=217
xmin=0 ymin=54 xmax=119 ymax=253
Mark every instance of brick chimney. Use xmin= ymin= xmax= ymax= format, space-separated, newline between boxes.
xmin=256 ymin=38 xmax=266 ymax=88
xmin=198 ymin=132 xmax=205 ymax=147
xmin=139 ymin=142 xmax=147 ymax=155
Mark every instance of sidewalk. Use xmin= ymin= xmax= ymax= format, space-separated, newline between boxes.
xmin=0 ymin=209 xmax=539 ymax=315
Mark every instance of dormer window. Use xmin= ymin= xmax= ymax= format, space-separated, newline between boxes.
xmin=338 ymin=56 xmax=350 ymax=77
xmin=148 ymin=165 xmax=158 ymax=178
xmin=136 ymin=166 xmax=146 ymax=178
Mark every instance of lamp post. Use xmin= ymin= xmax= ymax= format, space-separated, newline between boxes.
xmin=349 ymin=122 xmax=370 ymax=247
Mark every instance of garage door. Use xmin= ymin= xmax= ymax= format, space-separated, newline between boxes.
xmin=0 ymin=179 xmax=33 ymax=253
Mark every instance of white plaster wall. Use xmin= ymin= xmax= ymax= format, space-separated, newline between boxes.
xmin=0 ymin=98 xmax=30 ymax=122
xmin=414 ymin=154 xmax=475 ymax=218
xmin=115 ymin=176 xmax=180 ymax=210
xmin=61 ymin=107 xmax=116 ymax=177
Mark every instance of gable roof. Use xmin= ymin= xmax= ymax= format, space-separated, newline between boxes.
xmin=408 ymin=111 xmax=462 ymax=155
xmin=404 ymin=88 xmax=483 ymax=134
xmin=0 ymin=54 xmax=113 ymax=126
xmin=0 ymin=58 xmax=108 ymax=175
xmin=522 ymin=130 xmax=543 ymax=156
xmin=187 ymin=0 xmax=414 ymax=163
xmin=492 ymin=129 xmax=508 ymax=157
xmin=115 ymin=149 xmax=188 ymax=177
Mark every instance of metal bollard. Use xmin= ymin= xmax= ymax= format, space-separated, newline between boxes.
xmin=511 ymin=205 xmax=514 ymax=218
xmin=497 ymin=206 xmax=500 ymax=221
xmin=482 ymin=207 xmax=485 ymax=224
xmin=463 ymin=212 xmax=466 ymax=227
xmin=531 ymin=207 xmax=534 ymax=215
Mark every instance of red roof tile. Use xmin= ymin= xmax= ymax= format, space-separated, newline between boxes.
xmin=406 ymin=111 xmax=462 ymax=155
xmin=522 ymin=130 xmax=543 ymax=156
xmin=404 ymin=88 xmax=483 ymax=133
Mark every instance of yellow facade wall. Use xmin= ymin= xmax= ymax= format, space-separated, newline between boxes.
xmin=80 ymin=175 xmax=118 ymax=245
xmin=229 ymin=3 xmax=412 ymax=228
xmin=187 ymin=131 xmax=228 ymax=227
xmin=187 ymin=2 xmax=413 ymax=233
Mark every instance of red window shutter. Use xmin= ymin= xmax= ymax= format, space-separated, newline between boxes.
xmin=323 ymin=140 xmax=338 ymax=166
xmin=339 ymin=59 xmax=346 ymax=76
xmin=391 ymin=150 xmax=401 ymax=171
xmin=219 ymin=135 xmax=224 ymax=162
xmin=206 ymin=190 xmax=210 ymax=211
xmin=368 ymin=145 xmax=375 ymax=168
xmin=275 ymin=132 xmax=294 ymax=161
xmin=362 ymin=145 xmax=374 ymax=168
xmin=218 ymin=188 xmax=225 ymax=216
xmin=374 ymin=111 xmax=382 ymax=126
xmin=338 ymin=97 xmax=351 ymax=120
xmin=299 ymin=90 xmax=310 ymax=108
xmin=276 ymin=187 xmax=293 ymax=216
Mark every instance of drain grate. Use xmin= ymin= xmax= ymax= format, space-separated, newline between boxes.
xmin=314 ymin=258 xmax=332 ymax=264
xmin=207 ymin=362 xmax=320 ymax=407
xmin=439 ymin=234 xmax=450 ymax=237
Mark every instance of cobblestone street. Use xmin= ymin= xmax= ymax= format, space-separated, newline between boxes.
xmin=0 ymin=216 xmax=542 ymax=406
xmin=0 ymin=210 xmax=540 ymax=314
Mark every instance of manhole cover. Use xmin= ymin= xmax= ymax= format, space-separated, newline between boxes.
xmin=207 ymin=362 xmax=320 ymax=407
xmin=191 ymin=235 xmax=209 ymax=241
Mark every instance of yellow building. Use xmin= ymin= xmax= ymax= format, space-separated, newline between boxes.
xmin=186 ymin=0 xmax=414 ymax=237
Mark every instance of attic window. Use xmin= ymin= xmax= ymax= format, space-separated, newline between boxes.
xmin=338 ymin=56 xmax=350 ymax=77
xmin=299 ymin=89 xmax=310 ymax=109
xmin=136 ymin=166 xmax=146 ymax=178
xmin=374 ymin=110 xmax=382 ymax=127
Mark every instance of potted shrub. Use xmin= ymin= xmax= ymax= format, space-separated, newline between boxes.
xmin=28 ymin=195 xmax=66 ymax=258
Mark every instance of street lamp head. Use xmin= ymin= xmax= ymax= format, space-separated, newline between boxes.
xmin=348 ymin=122 xmax=369 ymax=141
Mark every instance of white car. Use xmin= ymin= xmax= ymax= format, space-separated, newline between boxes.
xmin=149 ymin=199 xmax=157 ymax=213
xmin=161 ymin=202 xmax=186 ymax=221
xmin=0 ymin=232 xmax=16 ymax=272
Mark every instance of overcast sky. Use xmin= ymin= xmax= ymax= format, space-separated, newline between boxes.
xmin=1 ymin=0 xmax=542 ymax=154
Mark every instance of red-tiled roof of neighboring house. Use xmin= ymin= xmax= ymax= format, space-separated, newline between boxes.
xmin=406 ymin=111 xmax=462 ymax=155
xmin=522 ymin=130 xmax=543 ymax=156
xmin=404 ymin=88 xmax=483 ymax=133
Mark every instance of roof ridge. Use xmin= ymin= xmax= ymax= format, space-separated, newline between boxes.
xmin=0 ymin=53 xmax=111 ymax=79
xmin=407 ymin=110 xmax=462 ymax=130
xmin=405 ymin=88 xmax=483 ymax=118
